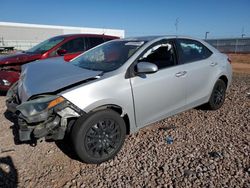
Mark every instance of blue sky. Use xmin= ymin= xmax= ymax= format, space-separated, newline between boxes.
xmin=1 ymin=0 xmax=250 ymax=39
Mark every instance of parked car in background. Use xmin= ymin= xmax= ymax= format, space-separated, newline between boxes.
xmin=0 ymin=34 xmax=119 ymax=91
xmin=6 ymin=36 xmax=232 ymax=163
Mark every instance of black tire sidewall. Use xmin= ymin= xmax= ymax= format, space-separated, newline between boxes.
xmin=208 ymin=79 xmax=226 ymax=110
xmin=71 ymin=109 xmax=126 ymax=164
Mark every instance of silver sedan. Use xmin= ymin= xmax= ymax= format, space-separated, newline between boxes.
xmin=6 ymin=36 xmax=232 ymax=163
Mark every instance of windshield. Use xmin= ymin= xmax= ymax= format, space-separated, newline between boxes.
xmin=71 ymin=40 xmax=145 ymax=72
xmin=26 ymin=36 xmax=65 ymax=54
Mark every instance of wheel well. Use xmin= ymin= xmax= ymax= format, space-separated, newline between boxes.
xmin=219 ymin=75 xmax=228 ymax=87
xmin=91 ymin=105 xmax=130 ymax=135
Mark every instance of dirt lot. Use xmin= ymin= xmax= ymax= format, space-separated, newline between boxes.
xmin=228 ymin=53 xmax=250 ymax=64
xmin=0 ymin=56 xmax=249 ymax=187
xmin=228 ymin=53 xmax=250 ymax=74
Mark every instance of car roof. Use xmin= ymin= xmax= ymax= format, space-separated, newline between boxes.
xmin=121 ymin=35 xmax=204 ymax=42
xmin=116 ymin=35 xmax=219 ymax=54
xmin=52 ymin=33 xmax=119 ymax=39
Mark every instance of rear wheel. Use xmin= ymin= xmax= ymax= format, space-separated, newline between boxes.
xmin=206 ymin=79 xmax=227 ymax=110
xmin=71 ymin=109 xmax=126 ymax=164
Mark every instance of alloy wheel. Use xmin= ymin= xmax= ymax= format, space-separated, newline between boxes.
xmin=213 ymin=84 xmax=225 ymax=106
xmin=85 ymin=119 xmax=120 ymax=158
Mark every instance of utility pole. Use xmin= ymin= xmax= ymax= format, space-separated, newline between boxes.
xmin=241 ymin=27 xmax=245 ymax=38
xmin=205 ymin=32 xmax=210 ymax=40
xmin=175 ymin=18 xmax=179 ymax=35
xmin=0 ymin=37 xmax=3 ymax=46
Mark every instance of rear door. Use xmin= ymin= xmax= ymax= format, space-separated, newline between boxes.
xmin=130 ymin=40 xmax=186 ymax=127
xmin=175 ymin=39 xmax=214 ymax=106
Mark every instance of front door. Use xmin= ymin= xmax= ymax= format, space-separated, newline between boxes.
xmin=130 ymin=40 xmax=186 ymax=127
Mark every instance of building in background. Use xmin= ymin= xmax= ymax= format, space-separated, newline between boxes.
xmin=0 ymin=22 xmax=125 ymax=50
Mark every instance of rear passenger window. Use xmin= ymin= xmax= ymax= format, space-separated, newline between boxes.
xmin=60 ymin=37 xmax=85 ymax=53
xmin=176 ymin=39 xmax=212 ymax=64
xmin=86 ymin=37 xmax=104 ymax=50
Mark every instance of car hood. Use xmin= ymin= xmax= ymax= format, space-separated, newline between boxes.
xmin=0 ymin=52 xmax=41 ymax=65
xmin=18 ymin=57 xmax=102 ymax=102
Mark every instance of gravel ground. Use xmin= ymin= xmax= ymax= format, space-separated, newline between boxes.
xmin=0 ymin=73 xmax=249 ymax=188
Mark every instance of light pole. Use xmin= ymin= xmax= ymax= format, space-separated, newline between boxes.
xmin=205 ymin=32 xmax=210 ymax=40
xmin=241 ymin=27 xmax=245 ymax=38
xmin=175 ymin=18 xmax=179 ymax=35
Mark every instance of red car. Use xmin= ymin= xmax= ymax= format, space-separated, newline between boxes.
xmin=0 ymin=34 xmax=119 ymax=91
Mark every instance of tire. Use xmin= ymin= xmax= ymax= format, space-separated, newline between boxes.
xmin=206 ymin=79 xmax=227 ymax=110
xmin=71 ymin=109 xmax=126 ymax=164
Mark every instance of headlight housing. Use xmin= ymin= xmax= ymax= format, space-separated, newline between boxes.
xmin=0 ymin=79 xmax=11 ymax=86
xmin=16 ymin=95 xmax=65 ymax=117
xmin=6 ymin=81 xmax=18 ymax=98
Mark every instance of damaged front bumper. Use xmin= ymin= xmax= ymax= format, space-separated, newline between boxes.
xmin=17 ymin=103 xmax=83 ymax=142
xmin=6 ymin=84 xmax=84 ymax=142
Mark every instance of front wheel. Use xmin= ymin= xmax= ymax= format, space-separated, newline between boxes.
xmin=206 ymin=79 xmax=227 ymax=110
xmin=71 ymin=109 xmax=126 ymax=164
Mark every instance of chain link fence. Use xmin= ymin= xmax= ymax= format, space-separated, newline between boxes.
xmin=1 ymin=38 xmax=250 ymax=53
xmin=206 ymin=38 xmax=250 ymax=53
xmin=0 ymin=39 xmax=40 ymax=51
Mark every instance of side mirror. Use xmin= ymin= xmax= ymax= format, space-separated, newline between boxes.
xmin=57 ymin=49 xmax=67 ymax=56
xmin=136 ymin=62 xmax=158 ymax=74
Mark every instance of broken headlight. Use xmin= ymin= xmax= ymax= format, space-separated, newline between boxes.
xmin=6 ymin=81 xmax=18 ymax=98
xmin=16 ymin=95 xmax=65 ymax=117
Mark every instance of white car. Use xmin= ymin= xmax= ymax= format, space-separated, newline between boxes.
xmin=6 ymin=36 xmax=232 ymax=163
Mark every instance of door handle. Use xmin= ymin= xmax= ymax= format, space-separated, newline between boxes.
xmin=210 ymin=62 xmax=218 ymax=67
xmin=175 ymin=71 xmax=187 ymax=77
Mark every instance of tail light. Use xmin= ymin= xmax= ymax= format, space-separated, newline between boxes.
xmin=227 ymin=57 xmax=232 ymax=64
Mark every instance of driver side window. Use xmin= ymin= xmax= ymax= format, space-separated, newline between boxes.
xmin=138 ymin=41 xmax=176 ymax=70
